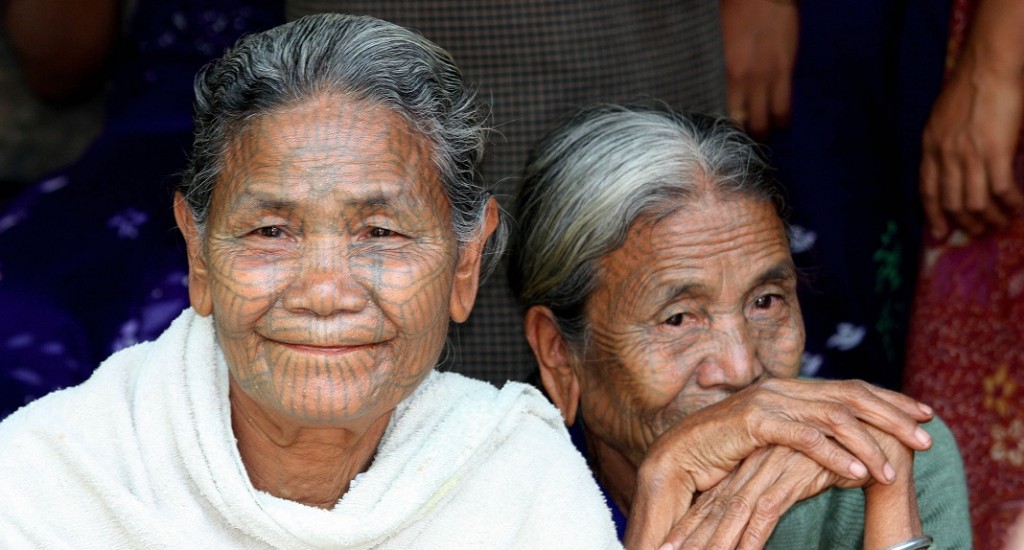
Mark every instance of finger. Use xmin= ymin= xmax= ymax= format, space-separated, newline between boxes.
xmin=624 ymin=468 xmax=694 ymax=550
xmin=668 ymin=491 xmax=721 ymax=548
xmin=768 ymin=68 xmax=792 ymax=129
xmin=731 ymin=468 xmax=792 ymax=550
xmin=677 ymin=498 xmax=733 ymax=550
xmin=746 ymin=86 xmax=771 ymax=138
xmin=698 ymin=448 xmax=794 ymax=550
xmin=826 ymin=380 xmax=934 ymax=450
xmin=735 ymin=475 xmax=805 ymax=550
xmin=674 ymin=472 xmax=759 ymax=549
xmin=751 ymin=414 xmax=869 ymax=481
xmin=980 ymin=201 xmax=1010 ymax=229
xmin=964 ymin=156 xmax=1008 ymax=228
xmin=753 ymin=378 xmax=932 ymax=463
xmin=962 ymin=153 xmax=1003 ymax=224
xmin=765 ymin=398 xmax=896 ymax=484
xmin=727 ymin=83 xmax=748 ymax=129
xmin=846 ymin=380 xmax=933 ymax=421
xmin=736 ymin=494 xmax=785 ymax=550
xmin=666 ymin=451 xmax=770 ymax=550
xmin=809 ymin=401 xmax=897 ymax=484
xmin=987 ymin=149 xmax=1024 ymax=213
xmin=939 ymin=156 xmax=985 ymax=234
xmin=919 ymin=155 xmax=949 ymax=239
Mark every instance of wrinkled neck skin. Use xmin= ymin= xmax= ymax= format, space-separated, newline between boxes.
xmin=229 ymin=375 xmax=392 ymax=509
xmin=585 ymin=425 xmax=639 ymax=516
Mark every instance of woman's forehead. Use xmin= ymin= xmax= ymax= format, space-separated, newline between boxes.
xmin=598 ymin=196 xmax=791 ymax=298
xmin=212 ymin=95 xmax=446 ymax=215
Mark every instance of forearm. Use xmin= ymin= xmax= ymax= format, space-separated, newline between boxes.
xmin=960 ymin=0 xmax=1024 ymax=79
xmin=4 ymin=0 xmax=120 ymax=101
xmin=862 ymin=469 xmax=923 ymax=550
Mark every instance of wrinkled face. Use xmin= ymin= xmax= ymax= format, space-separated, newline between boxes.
xmin=188 ymin=95 xmax=464 ymax=425
xmin=577 ymin=194 xmax=804 ymax=466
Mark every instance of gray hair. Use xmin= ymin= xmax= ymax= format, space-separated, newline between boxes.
xmin=177 ymin=13 xmax=505 ymax=277
xmin=510 ymin=104 xmax=786 ymax=345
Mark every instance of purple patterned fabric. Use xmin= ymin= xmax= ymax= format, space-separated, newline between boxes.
xmin=0 ymin=0 xmax=283 ymax=418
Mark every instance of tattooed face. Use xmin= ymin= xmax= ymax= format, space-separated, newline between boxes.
xmin=576 ymin=194 xmax=804 ymax=466
xmin=182 ymin=95 xmax=468 ymax=425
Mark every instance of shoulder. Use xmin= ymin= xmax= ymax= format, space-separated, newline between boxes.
xmin=0 ymin=339 xmax=154 ymax=438
xmin=415 ymin=372 xmax=565 ymax=429
xmin=0 ymin=338 xmax=157 ymax=543
xmin=397 ymin=372 xmax=621 ymax=548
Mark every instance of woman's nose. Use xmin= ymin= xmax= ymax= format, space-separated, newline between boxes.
xmin=283 ymin=241 xmax=368 ymax=316
xmin=695 ymin=318 xmax=765 ymax=390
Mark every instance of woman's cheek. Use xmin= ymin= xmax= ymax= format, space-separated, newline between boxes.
xmin=753 ymin=317 xmax=804 ymax=377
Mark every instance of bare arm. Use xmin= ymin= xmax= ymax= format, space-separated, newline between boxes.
xmin=861 ymin=426 xmax=923 ymax=550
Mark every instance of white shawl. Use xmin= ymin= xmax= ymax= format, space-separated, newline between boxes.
xmin=0 ymin=309 xmax=621 ymax=549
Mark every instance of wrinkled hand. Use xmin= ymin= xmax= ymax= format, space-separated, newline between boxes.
xmin=671 ymin=447 xmax=837 ymax=549
xmin=920 ymin=49 xmax=1024 ymax=239
xmin=663 ymin=446 xmax=842 ymax=550
xmin=624 ymin=378 xmax=933 ymax=550
xmin=661 ymin=429 xmax=918 ymax=550
xmin=720 ymin=0 xmax=799 ymax=137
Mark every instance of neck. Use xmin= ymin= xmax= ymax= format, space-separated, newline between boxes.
xmin=584 ymin=426 xmax=639 ymax=516
xmin=229 ymin=377 xmax=392 ymax=509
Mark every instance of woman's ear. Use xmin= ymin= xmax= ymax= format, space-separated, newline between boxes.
xmin=173 ymin=193 xmax=213 ymax=316
xmin=449 ymin=197 xmax=499 ymax=323
xmin=524 ymin=306 xmax=581 ymax=426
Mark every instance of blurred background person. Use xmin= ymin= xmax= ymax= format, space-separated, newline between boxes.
xmin=904 ymin=0 xmax=1024 ymax=546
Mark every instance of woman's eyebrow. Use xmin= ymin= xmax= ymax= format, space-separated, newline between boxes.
xmin=661 ymin=282 xmax=708 ymax=306
xmin=228 ymin=188 xmax=400 ymax=213
xmin=752 ymin=261 xmax=798 ymax=288
xmin=226 ymin=191 xmax=296 ymax=214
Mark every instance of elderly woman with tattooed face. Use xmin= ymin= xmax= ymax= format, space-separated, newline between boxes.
xmin=0 ymin=15 xmax=621 ymax=548
xmin=511 ymin=105 xmax=972 ymax=550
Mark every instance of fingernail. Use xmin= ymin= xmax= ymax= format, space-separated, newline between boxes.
xmin=884 ymin=462 xmax=896 ymax=483
xmin=915 ymin=426 xmax=932 ymax=447
xmin=849 ymin=461 xmax=868 ymax=478
xmin=658 ymin=544 xmax=674 ymax=550
xmin=918 ymin=403 xmax=933 ymax=416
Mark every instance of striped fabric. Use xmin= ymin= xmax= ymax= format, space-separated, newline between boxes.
xmin=287 ymin=1 xmax=726 ymax=384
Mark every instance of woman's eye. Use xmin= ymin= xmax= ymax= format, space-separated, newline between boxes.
xmin=665 ymin=313 xmax=685 ymax=326
xmin=256 ymin=226 xmax=283 ymax=238
xmin=369 ymin=227 xmax=395 ymax=238
xmin=754 ymin=294 xmax=780 ymax=309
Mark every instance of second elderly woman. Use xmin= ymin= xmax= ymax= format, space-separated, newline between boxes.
xmin=510 ymin=105 xmax=971 ymax=549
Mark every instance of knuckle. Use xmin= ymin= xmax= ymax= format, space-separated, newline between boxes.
xmin=793 ymin=425 xmax=825 ymax=448
xmin=740 ymin=529 xmax=767 ymax=550
xmin=992 ymin=184 xmax=1014 ymax=198
xmin=823 ymin=403 xmax=855 ymax=426
xmin=752 ymin=494 xmax=782 ymax=523
xmin=937 ymin=140 xmax=960 ymax=156
xmin=841 ymin=379 xmax=873 ymax=399
xmin=706 ymin=497 xmax=729 ymax=518
xmin=965 ymin=202 xmax=986 ymax=214
xmin=727 ymin=495 xmax=752 ymax=516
